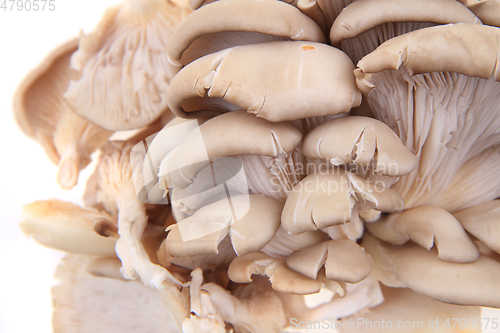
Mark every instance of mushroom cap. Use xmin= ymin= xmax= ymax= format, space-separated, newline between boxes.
xmin=13 ymin=38 xmax=112 ymax=189
xmin=365 ymin=205 xmax=480 ymax=263
xmin=339 ymin=285 xmax=481 ymax=333
xmin=158 ymin=111 xmax=302 ymax=189
xmin=286 ymin=239 xmax=373 ymax=283
xmin=64 ymin=0 xmax=185 ymax=130
xmin=363 ymin=233 xmax=500 ymax=308
xmin=166 ymin=194 xmax=283 ymax=257
xmin=53 ymin=255 xmax=189 ymax=333
xmin=468 ymin=0 xmax=500 ymax=27
xmin=14 ymin=38 xmax=79 ymax=154
xmin=330 ymin=0 xmax=480 ymax=46
xmin=19 ymin=199 xmax=117 ymax=257
xmin=453 ymin=200 xmax=500 ymax=254
xmin=302 ymin=116 xmax=418 ymax=176
xmin=166 ymin=41 xmax=362 ymax=122
xmin=355 ymin=23 xmax=500 ymax=93
xmin=167 ymin=0 xmax=326 ymax=66
xmin=228 ymin=251 xmax=323 ymax=294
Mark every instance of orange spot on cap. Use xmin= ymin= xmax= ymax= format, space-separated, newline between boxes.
xmin=301 ymin=45 xmax=316 ymax=51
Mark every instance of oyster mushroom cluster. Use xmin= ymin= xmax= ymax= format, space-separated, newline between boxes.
xmin=16 ymin=0 xmax=500 ymax=332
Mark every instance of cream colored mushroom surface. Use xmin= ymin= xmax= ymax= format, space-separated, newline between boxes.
xmin=14 ymin=0 xmax=500 ymax=332
xmin=167 ymin=0 xmax=326 ymax=66
xmin=167 ymin=41 xmax=361 ymax=122
xmin=64 ymin=0 xmax=189 ymax=131
xmin=13 ymin=38 xmax=112 ymax=189
xmin=330 ymin=0 xmax=481 ymax=63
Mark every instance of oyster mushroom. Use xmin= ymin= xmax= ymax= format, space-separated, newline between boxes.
xmin=363 ymin=233 xmax=500 ymax=308
xmin=64 ymin=0 xmax=189 ymax=131
xmin=166 ymin=0 xmax=326 ymax=66
xmin=13 ymin=38 xmax=112 ymax=189
xmin=20 ymin=199 xmax=117 ymax=257
xmin=355 ymin=23 xmax=500 ymax=210
xmin=330 ymin=0 xmax=481 ymax=63
xmin=166 ymin=41 xmax=362 ymax=122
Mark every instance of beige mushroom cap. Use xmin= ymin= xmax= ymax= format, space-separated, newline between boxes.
xmin=20 ymin=199 xmax=117 ymax=257
xmin=365 ymin=205 xmax=480 ymax=263
xmin=13 ymin=38 xmax=112 ymax=189
xmin=158 ymin=111 xmax=302 ymax=189
xmin=167 ymin=0 xmax=326 ymax=66
xmin=167 ymin=41 xmax=362 ymax=122
xmin=330 ymin=0 xmax=480 ymax=46
xmin=166 ymin=194 xmax=282 ymax=257
xmin=286 ymin=239 xmax=373 ymax=283
xmin=64 ymin=0 xmax=186 ymax=131
xmin=363 ymin=233 xmax=500 ymax=308
xmin=355 ymin=24 xmax=500 ymax=93
xmin=302 ymin=116 xmax=418 ymax=176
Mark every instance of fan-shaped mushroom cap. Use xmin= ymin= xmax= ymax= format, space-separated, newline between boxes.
xmin=330 ymin=0 xmax=480 ymax=46
xmin=365 ymin=205 xmax=479 ymax=263
xmin=340 ymin=285 xmax=481 ymax=333
xmin=363 ymin=233 xmax=500 ymax=308
xmin=454 ymin=200 xmax=500 ymax=254
xmin=167 ymin=41 xmax=361 ymax=122
xmin=281 ymin=169 xmax=403 ymax=234
xmin=354 ymin=24 xmax=500 ymax=209
xmin=302 ymin=116 xmax=418 ymax=177
xmin=139 ymin=117 xmax=208 ymax=204
xmin=167 ymin=0 xmax=326 ymax=66
xmin=261 ymin=227 xmax=330 ymax=259
xmin=166 ymin=194 xmax=283 ymax=257
xmin=20 ymin=199 xmax=117 ymax=256
xmin=64 ymin=0 xmax=187 ymax=131
xmin=286 ymin=239 xmax=373 ymax=283
xmin=355 ymin=24 xmax=500 ymax=93
xmin=13 ymin=38 xmax=112 ymax=189
xmin=158 ymin=111 xmax=302 ymax=189
xmin=228 ymin=251 xmax=322 ymax=294
xmin=468 ymin=0 xmax=500 ymax=27
xmin=53 ymin=255 xmax=189 ymax=333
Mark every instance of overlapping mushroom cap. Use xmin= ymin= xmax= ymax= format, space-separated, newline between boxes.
xmin=14 ymin=0 xmax=500 ymax=332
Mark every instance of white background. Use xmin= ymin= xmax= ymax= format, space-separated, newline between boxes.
xmin=0 ymin=1 xmax=121 ymax=332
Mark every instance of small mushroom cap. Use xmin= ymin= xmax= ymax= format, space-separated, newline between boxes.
xmin=330 ymin=0 xmax=480 ymax=45
xmin=454 ymin=200 xmax=500 ymax=254
xmin=468 ymin=0 xmax=500 ymax=27
xmin=228 ymin=252 xmax=322 ymax=294
xmin=64 ymin=0 xmax=185 ymax=131
xmin=363 ymin=233 xmax=500 ymax=308
xmin=355 ymin=23 xmax=500 ymax=93
xmin=167 ymin=0 xmax=326 ymax=66
xmin=286 ymin=239 xmax=373 ymax=283
xmin=167 ymin=41 xmax=362 ymax=122
xmin=281 ymin=172 xmax=354 ymax=234
xmin=366 ymin=205 xmax=479 ymax=263
xmin=20 ymin=199 xmax=117 ymax=256
xmin=13 ymin=38 xmax=112 ymax=189
xmin=159 ymin=111 xmax=302 ymax=189
xmin=166 ymin=194 xmax=283 ymax=257
xmin=302 ymin=116 xmax=418 ymax=176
